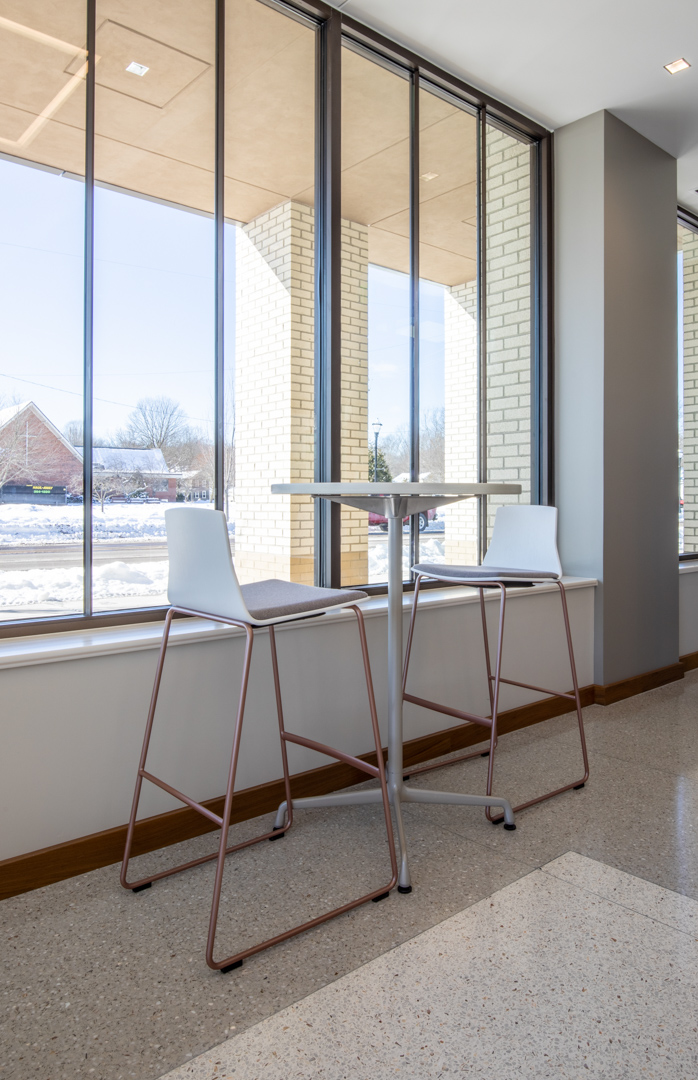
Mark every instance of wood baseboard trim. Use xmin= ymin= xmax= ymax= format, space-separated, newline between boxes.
xmin=680 ymin=649 xmax=698 ymax=673
xmin=593 ymin=661 xmax=684 ymax=706
xmin=0 ymin=683 xmax=594 ymax=902
xmin=2 ymin=657 xmax=690 ymax=903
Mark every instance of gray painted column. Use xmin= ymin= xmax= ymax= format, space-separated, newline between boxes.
xmin=555 ymin=110 xmax=678 ymax=685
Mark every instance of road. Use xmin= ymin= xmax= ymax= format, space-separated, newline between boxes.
xmin=0 ymin=541 xmax=169 ymax=571
xmin=0 ymin=524 xmax=445 ymax=572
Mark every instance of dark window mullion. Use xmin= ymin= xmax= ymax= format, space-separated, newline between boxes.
xmin=213 ymin=0 xmax=225 ymax=510
xmin=477 ymin=108 xmax=488 ymax=559
xmin=537 ymin=133 xmax=555 ymax=507
xmin=314 ymin=9 xmax=341 ymax=587
xmin=83 ymin=0 xmax=96 ymax=617
xmin=409 ymin=69 xmax=420 ymax=573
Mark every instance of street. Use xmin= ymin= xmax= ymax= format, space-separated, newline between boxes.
xmin=0 ymin=522 xmax=445 ymax=572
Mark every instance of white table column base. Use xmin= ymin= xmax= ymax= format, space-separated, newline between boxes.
xmin=272 ymin=503 xmax=515 ymax=893
xmin=270 ymin=482 xmax=521 ymax=893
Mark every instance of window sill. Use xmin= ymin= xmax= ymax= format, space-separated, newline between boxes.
xmin=0 ymin=576 xmax=598 ymax=671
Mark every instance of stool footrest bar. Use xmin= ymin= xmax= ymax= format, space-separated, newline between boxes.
xmin=140 ymin=771 xmax=224 ymax=827
xmin=402 ymin=692 xmax=493 ymax=728
xmin=282 ymin=732 xmax=381 ymax=778
xmin=487 ymin=675 xmax=575 ymax=700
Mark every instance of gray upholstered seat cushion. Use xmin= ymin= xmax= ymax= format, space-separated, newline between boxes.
xmin=413 ymin=562 xmax=559 ymax=582
xmin=240 ymin=579 xmax=367 ymax=622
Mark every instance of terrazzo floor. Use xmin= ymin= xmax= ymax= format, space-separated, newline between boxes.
xmin=163 ymin=851 xmax=698 ymax=1079
xmin=3 ymin=669 xmax=698 ymax=1078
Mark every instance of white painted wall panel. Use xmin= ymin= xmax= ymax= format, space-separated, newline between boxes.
xmin=0 ymin=584 xmax=594 ymax=861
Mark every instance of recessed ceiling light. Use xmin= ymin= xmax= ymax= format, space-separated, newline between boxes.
xmin=664 ymin=58 xmax=690 ymax=74
xmin=420 ymin=172 xmax=439 ymax=181
xmin=126 ymin=61 xmax=149 ymax=76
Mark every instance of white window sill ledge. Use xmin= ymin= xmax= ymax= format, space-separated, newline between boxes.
xmin=680 ymin=561 xmax=698 ymax=574
xmin=0 ymin=576 xmax=598 ymax=671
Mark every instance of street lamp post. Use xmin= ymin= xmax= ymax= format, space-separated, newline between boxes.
xmin=372 ymin=421 xmax=382 ymax=482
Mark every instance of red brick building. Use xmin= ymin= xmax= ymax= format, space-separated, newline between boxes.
xmin=0 ymin=401 xmax=82 ymax=496
xmin=0 ymin=402 xmax=182 ymax=503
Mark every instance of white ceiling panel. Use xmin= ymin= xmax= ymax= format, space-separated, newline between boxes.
xmin=335 ymin=0 xmax=698 ymax=214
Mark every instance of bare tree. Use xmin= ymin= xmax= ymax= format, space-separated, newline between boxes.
xmin=63 ymin=420 xmax=83 ymax=447
xmin=120 ymin=397 xmax=190 ymax=455
xmin=380 ymin=408 xmax=445 ymax=481
xmin=381 ymin=427 xmax=409 ymax=479
xmin=419 ymin=407 xmax=445 ymax=481
xmin=0 ymin=411 xmax=27 ymax=491
xmin=190 ymin=373 xmax=235 ymax=512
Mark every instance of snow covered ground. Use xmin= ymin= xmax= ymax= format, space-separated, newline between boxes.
xmin=368 ymin=536 xmax=445 ymax=582
xmin=0 ymin=502 xmax=171 ymax=546
xmin=0 ymin=503 xmax=445 ymax=614
xmin=0 ymin=560 xmax=169 ymax=610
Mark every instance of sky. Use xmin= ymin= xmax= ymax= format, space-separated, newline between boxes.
xmin=0 ymin=155 xmax=445 ymax=447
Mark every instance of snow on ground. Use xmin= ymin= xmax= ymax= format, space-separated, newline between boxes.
xmin=368 ymin=536 xmax=444 ymax=582
xmin=0 ymin=561 xmax=169 ymax=607
xmin=0 ymin=503 xmax=169 ymax=545
xmin=0 ymin=502 xmax=444 ymax=609
xmin=0 ymin=502 xmax=232 ymax=545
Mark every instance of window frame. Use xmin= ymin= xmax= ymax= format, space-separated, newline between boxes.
xmin=0 ymin=0 xmax=553 ymax=637
xmin=678 ymin=205 xmax=698 ymax=562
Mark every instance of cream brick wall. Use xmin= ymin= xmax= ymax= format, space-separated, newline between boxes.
xmin=443 ymin=281 xmax=478 ymax=563
xmin=485 ymin=128 xmax=532 ymax=538
xmin=341 ymin=220 xmax=370 ymax=584
xmin=681 ymin=226 xmax=698 ymax=550
xmin=234 ymin=201 xmax=368 ymax=584
xmin=442 ymin=129 xmax=531 ymax=561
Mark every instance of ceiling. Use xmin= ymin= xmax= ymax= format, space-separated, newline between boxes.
xmin=0 ymin=0 xmax=479 ymax=286
xmin=335 ymin=0 xmax=698 ymax=217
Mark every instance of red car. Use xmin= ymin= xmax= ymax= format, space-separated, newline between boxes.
xmin=369 ymin=508 xmax=437 ymax=532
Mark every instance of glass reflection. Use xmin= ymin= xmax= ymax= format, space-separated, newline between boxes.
xmin=341 ymin=46 xmax=410 ymax=584
xmin=92 ymin=0 xmax=215 ymax=612
xmin=0 ymin=2 xmax=85 ymax=620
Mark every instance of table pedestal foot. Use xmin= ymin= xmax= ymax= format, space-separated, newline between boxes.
xmin=273 ymin=788 xmax=383 ymax=828
xmin=401 ymin=786 xmax=515 ymax=827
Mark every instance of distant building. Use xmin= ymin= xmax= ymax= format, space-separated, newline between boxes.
xmin=0 ymin=401 xmax=184 ymax=503
xmin=83 ymin=446 xmax=179 ymax=502
xmin=0 ymin=401 xmax=82 ymax=503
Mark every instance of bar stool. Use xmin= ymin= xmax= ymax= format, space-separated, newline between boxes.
xmin=402 ymin=505 xmax=589 ymax=822
xmin=121 ymin=507 xmax=398 ymax=971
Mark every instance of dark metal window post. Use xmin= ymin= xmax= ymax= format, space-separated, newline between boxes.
xmin=372 ymin=421 xmax=382 ymax=481
xmin=409 ymin=70 xmax=420 ymax=571
xmin=82 ymin=0 xmax=96 ymax=618
xmin=213 ymin=0 xmax=226 ymax=511
xmin=314 ymin=9 xmax=342 ymax=588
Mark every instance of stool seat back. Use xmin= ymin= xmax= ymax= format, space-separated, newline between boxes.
xmin=165 ymin=506 xmax=250 ymax=622
xmin=482 ymin=505 xmax=562 ymax=577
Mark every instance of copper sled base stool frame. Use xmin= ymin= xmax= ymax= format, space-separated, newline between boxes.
xmin=402 ymin=576 xmax=590 ymax=822
xmin=121 ymin=604 xmax=398 ymax=972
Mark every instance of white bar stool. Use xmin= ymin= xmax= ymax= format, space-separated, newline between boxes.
xmin=402 ymin=505 xmax=589 ymax=822
xmin=121 ymin=507 xmax=397 ymax=971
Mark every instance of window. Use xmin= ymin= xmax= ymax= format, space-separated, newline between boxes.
xmin=678 ymin=214 xmax=698 ymax=556
xmin=0 ymin=0 xmax=550 ymax=631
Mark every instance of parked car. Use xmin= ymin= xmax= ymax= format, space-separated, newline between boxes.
xmin=369 ymin=508 xmax=437 ymax=532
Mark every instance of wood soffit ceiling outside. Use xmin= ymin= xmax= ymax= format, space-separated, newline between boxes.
xmin=0 ymin=0 xmax=479 ymax=285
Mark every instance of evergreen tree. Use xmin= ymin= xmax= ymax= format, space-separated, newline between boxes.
xmin=368 ymin=445 xmax=392 ymax=482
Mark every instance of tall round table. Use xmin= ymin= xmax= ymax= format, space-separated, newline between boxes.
xmin=270 ymin=482 xmax=521 ymax=892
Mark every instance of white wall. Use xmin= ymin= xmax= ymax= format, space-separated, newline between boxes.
xmin=679 ymin=564 xmax=698 ymax=656
xmin=0 ymin=583 xmax=594 ymax=862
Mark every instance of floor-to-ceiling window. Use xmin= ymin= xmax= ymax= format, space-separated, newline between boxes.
xmin=0 ymin=0 xmax=549 ymax=629
xmin=0 ymin=4 xmax=86 ymax=620
xmin=678 ymin=214 xmax=698 ymax=556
